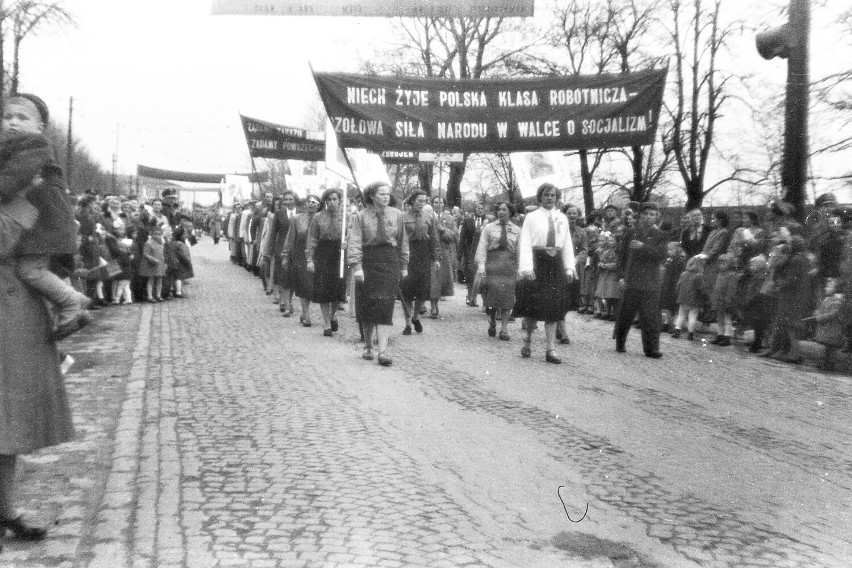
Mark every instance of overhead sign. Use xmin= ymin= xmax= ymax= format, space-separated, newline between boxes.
xmin=312 ymin=68 xmax=667 ymax=153
xmin=211 ymin=0 xmax=533 ymax=17
xmin=239 ymin=114 xmax=325 ymax=161
xmin=137 ymin=164 xmax=268 ymax=184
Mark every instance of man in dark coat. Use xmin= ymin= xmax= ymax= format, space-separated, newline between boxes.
xmin=614 ymin=202 xmax=668 ymax=358
xmin=458 ymin=202 xmax=487 ymax=306
xmin=680 ymin=208 xmax=709 ymax=259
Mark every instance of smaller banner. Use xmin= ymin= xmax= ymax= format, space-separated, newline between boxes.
xmin=510 ymin=151 xmax=573 ymax=199
xmin=239 ymin=114 xmax=325 ymax=162
xmin=212 ymin=0 xmax=533 ymax=17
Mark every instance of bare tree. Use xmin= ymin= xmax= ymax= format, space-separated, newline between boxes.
xmin=476 ymin=152 xmax=522 ymax=207
xmin=8 ymin=0 xmax=74 ymax=93
xmin=663 ymin=0 xmax=750 ymax=210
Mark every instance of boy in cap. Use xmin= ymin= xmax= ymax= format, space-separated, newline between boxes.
xmin=0 ymin=93 xmax=91 ymax=340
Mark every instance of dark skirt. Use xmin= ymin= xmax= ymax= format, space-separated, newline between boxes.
xmin=512 ymin=249 xmax=570 ymax=322
xmin=400 ymin=239 xmax=431 ymax=302
xmin=484 ymin=248 xmax=516 ymax=311
xmin=291 ymin=235 xmax=313 ymax=299
xmin=311 ymin=240 xmax=346 ymax=304
xmin=356 ymin=244 xmax=401 ymax=326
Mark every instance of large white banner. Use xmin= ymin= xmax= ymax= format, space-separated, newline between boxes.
xmin=223 ymin=174 xmax=252 ymax=204
xmin=325 ymin=120 xmax=391 ymax=191
xmin=510 ymin=151 xmax=573 ymax=199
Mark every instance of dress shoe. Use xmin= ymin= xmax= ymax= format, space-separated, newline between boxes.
xmin=51 ymin=311 xmax=94 ymax=342
xmin=362 ymin=348 xmax=374 ymax=361
xmin=499 ymin=331 xmax=510 ymax=341
xmin=412 ymin=319 xmax=423 ymax=333
xmin=687 ymin=332 xmax=694 ymax=341
xmin=0 ymin=516 xmax=47 ymax=541
xmin=545 ymin=351 xmax=562 ymax=364
xmin=558 ymin=337 xmax=570 ymax=345
xmin=323 ymin=328 xmax=333 ymax=337
xmin=671 ymin=329 xmax=681 ymax=339
xmin=616 ymin=344 xmax=626 ymax=353
xmin=330 ymin=318 xmax=339 ymax=332
xmin=377 ymin=352 xmax=392 ymax=366
xmin=521 ymin=340 xmax=531 ymax=358
xmin=488 ymin=323 xmax=497 ymax=337
xmin=716 ymin=336 xmax=731 ymax=347
xmin=402 ymin=325 xmax=412 ymax=336
xmin=645 ymin=351 xmax=663 ymax=359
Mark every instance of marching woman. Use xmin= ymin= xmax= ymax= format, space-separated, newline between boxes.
xmin=512 ymin=183 xmax=576 ymax=363
xmin=282 ymin=194 xmax=319 ymax=327
xmin=400 ymin=191 xmax=441 ymax=335
xmin=306 ymin=188 xmax=347 ymax=337
xmin=429 ymin=195 xmax=457 ymax=318
xmin=475 ymin=202 xmax=521 ymax=340
xmin=348 ymin=181 xmax=409 ymax=366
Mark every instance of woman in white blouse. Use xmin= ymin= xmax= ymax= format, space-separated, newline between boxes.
xmin=512 ymin=184 xmax=576 ymax=364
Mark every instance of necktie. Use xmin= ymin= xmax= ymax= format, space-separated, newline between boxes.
xmin=498 ymin=222 xmax=508 ymax=250
xmin=546 ymin=211 xmax=556 ymax=248
xmin=375 ymin=209 xmax=388 ymax=244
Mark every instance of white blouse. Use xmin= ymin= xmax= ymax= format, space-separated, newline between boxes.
xmin=517 ymin=207 xmax=576 ymax=277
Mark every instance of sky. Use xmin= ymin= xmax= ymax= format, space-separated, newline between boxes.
xmin=19 ymin=0 xmax=850 ymax=202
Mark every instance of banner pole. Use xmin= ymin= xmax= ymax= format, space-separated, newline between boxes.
xmin=249 ymin=156 xmax=260 ymax=200
xmin=338 ymin=147 xmax=360 ymax=278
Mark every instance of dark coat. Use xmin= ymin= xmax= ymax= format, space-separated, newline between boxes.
xmin=0 ymin=132 xmax=76 ymax=256
xmin=676 ymin=270 xmax=706 ymax=308
xmin=459 ymin=215 xmax=486 ymax=264
xmin=166 ymin=239 xmax=194 ymax=281
xmin=659 ymin=254 xmax=686 ymax=311
xmin=738 ymin=270 xmax=774 ymax=330
xmin=711 ymin=269 xmax=740 ymax=314
xmin=774 ymin=252 xmax=811 ymax=324
xmin=618 ymin=224 xmax=668 ymax=291
xmin=680 ymin=225 xmax=709 ymax=259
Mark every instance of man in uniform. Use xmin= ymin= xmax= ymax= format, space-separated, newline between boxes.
xmin=614 ymin=202 xmax=667 ymax=358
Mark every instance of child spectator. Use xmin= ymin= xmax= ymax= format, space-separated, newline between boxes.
xmin=106 ymin=223 xmax=134 ymax=304
xmin=659 ymin=241 xmax=686 ymax=333
xmin=167 ymin=225 xmax=194 ymax=298
xmin=0 ymin=93 xmax=91 ymax=340
xmin=802 ymin=277 xmax=845 ymax=370
xmin=710 ymin=253 xmax=741 ymax=346
xmin=595 ymin=231 xmax=620 ymax=320
xmin=672 ymin=255 xmax=706 ymax=340
xmin=739 ymin=255 xmax=773 ymax=353
xmin=139 ymin=226 xmax=166 ymax=302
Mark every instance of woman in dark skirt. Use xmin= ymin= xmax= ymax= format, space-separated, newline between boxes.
xmin=307 ymin=188 xmax=346 ymax=337
xmin=475 ymin=202 xmax=520 ymax=340
xmin=512 ymin=183 xmax=576 ymax=363
xmin=400 ymin=190 xmax=441 ymax=335
xmin=348 ymin=182 xmax=409 ymax=366
xmin=282 ymin=195 xmax=318 ymax=327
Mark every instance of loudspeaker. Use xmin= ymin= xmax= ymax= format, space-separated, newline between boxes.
xmin=756 ymin=25 xmax=789 ymax=60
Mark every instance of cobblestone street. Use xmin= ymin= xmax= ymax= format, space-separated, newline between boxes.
xmin=3 ymin=238 xmax=850 ymax=567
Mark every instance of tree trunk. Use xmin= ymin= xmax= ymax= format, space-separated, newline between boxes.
xmin=0 ymin=13 xmax=5 ymax=125
xmin=445 ymin=160 xmax=467 ymax=209
xmin=684 ymin=178 xmax=704 ymax=210
xmin=578 ymin=149 xmax=594 ymax=216
xmin=11 ymin=36 xmax=20 ymax=94
xmin=630 ymin=145 xmax=645 ymax=202
xmin=418 ymin=162 xmax=434 ymax=196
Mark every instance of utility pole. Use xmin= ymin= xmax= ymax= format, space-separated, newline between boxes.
xmin=756 ymin=0 xmax=810 ymax=222
xmin=66 ymin=96 xmax=74 ymax=190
